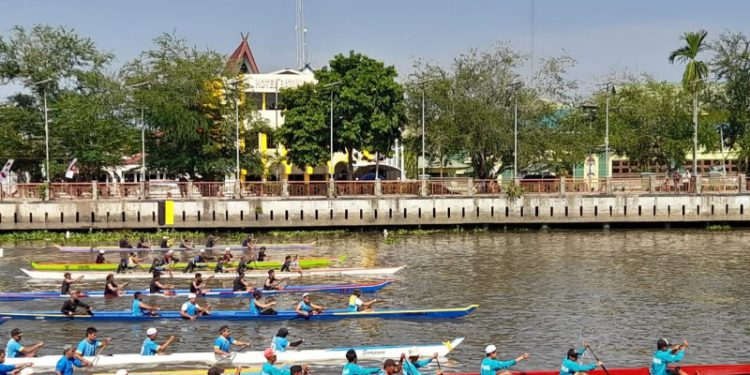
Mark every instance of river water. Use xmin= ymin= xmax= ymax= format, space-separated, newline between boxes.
xmin=0 ymin=229 xmax=748 ymax=374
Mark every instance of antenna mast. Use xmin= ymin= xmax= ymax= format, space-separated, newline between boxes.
xmin=295 ymin=0 xmax=308 ymax=69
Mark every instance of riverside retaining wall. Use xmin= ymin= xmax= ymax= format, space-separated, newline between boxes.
xmin=2 ymin=194 xmax=750 ymax=231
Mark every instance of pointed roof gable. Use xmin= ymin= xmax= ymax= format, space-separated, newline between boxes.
xmin=225 ymin=33 xmax=260 ymax=75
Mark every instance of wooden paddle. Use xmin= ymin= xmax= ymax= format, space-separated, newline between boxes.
xmin=86 ymin=341 xmax=110 ymax=372
xmin=584 ymin=343 xmax=610 ymax=375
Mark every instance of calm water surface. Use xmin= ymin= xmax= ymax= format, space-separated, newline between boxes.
xmin=0 ymin=229 xmax=748 ymax=374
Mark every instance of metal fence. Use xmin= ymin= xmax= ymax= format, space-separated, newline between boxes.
xmin=0 ymin=176 xmax=746 ymax=201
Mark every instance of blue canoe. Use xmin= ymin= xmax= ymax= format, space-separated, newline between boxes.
xmin=0 ymin=280 xmax=392 ymax=302
xmin=0 ymin=305 xmax=478 ymax=322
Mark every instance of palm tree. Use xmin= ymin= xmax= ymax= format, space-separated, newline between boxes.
xmin=669 ymin=29 xmax=709 ymax=181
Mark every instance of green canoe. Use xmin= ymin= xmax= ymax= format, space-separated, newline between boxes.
xmin=30 ymin=258 xmax=334 ymax=272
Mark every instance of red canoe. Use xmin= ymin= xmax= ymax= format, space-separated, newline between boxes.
xmin=451 ymin=364 xmax=750 ymax=375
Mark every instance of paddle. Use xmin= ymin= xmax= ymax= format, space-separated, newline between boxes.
xmin=216 ymin=341 xmax=253 ymax=365
xmin=584 ymin=343 xmax=610 ymax=375
xmin=161 ymin=335 xmax=176 ymax=353
xmin=87 ymin=340 xmax=110 ymax=372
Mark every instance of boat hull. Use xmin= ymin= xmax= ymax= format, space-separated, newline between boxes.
xmin=56 ymin=242 xmax=315 ymax=253
xmin=450 ymin=364 xmax=750 ymax=375
xmin=5 ymin=337 xmax=463 ymax=370
xmin=20 ymin=266 xmax=406 ymax=280
xmin=30 ymin=258 xmax=333 ymax=271
xmin=0 ymin=305 xmax=478 ymax=322
xmin=0 ymin=280 xmax=393 ymax=301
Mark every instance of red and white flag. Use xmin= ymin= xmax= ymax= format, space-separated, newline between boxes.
xmin=65 ymin=158 xmax=78 ymax=179
xmin=0 ymin=159 xmax=13 ymax=183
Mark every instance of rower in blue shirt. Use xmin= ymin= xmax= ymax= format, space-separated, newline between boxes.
xmin=272 ymin=328 xmax=303 ymax=352
xmin=342 ymin=349 xmax=380 ymax=375
xmin=480 ymin=345 xmax=528 ymax=375
xmin=180 ymin=293 xmax=210 ymax=320
xmin=651 ymin=338 xmax=688 ymax=375
xmin=295 ymin=293 xmax=325 ymax=318
xmin=262 ymin=347 xmax=310 ymax=375
xmin=403 ymin=348 xmax=440 ymax=375
xmin=560 ymin=343 xmax=601 ymax=375
xmin=213 ymin=325 xmax=249 ymax=358
xmin=5 ymin=328 xmax=44 ymax=358
xmin=55 ymin=344 xmax=87 ymax=375
xmin=0 ymin=349 xmax=32 ymax=375
xmin=75 ymin=327 xmax=111 ymax=362
xmin=140 ymin=327 xmax=175 ymax=356
xmin=132 ymin=292 xmax=161 ymax=316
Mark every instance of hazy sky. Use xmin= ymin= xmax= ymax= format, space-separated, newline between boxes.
xmin=2 ymin=0 xmax=749 ymax=97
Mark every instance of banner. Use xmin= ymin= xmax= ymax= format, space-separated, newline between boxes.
xmin=65 ymin=158 xmax=78 ymax=179
xmin=0 ymin=159 xmax=14 ymax=183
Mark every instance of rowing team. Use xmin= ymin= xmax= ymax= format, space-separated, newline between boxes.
xmin=0 ymin=324 xmax=436 ymax=375
xmin=116 ymin=234 xmax=257 ymax=252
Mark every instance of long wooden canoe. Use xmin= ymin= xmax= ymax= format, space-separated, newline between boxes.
xmin=30 ymin=257 xmax=334 ymax=271
xmin=55 ymin=242 xmax=316 ymax=253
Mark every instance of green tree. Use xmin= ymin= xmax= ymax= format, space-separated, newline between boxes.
xmin=277 ymin=83 xmax=330 ymax=171
xmin=669 ymin=30 xmax=710 ymax=174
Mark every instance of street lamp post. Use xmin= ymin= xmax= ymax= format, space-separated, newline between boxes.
xmin=32 ymin=79 xmax=53 ymax=183
xmin=422 ymin=87 xmax=426 ymax=179
xmin=507 ymin=82 xmax=523 ymax=181
xmin=127 ymin=81 xmax=150 ymax=183
xmin=605 ymin=83 xmax=615 ymax=178
xmin=322 ymin=82 xmax=341 ymax=181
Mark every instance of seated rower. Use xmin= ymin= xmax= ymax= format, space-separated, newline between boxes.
xmin=403 ymin=348 xmax=440 ymax=375
xmin=560 ymin=342 xmax=600 ymax=375
xmin=149 ymin=273 xmax=175 ymax=295
xmin=257 ymin=246 xmax=268 ymax=261
xmin=214 ymin=258 xmax=234 ymax=274
xmin=55 ymin=344 xmax=86 ymax=375
xmin=75 ymin=327 xmax=111 ymax=360
xmin=480 ymin=345 xmax=528 ymax=375
xmin=221 ymin=248 xmax=234 ymax=263
xmin=382 ymin=358 xmax=405 ymax=375
xmin=249 ymin=289 xmax=277 ymax=315
xmin=263 ymin=347 xmax=310 ymax=375
xmin=184 ymin=249 xmax=209 ymax=273
xmin=190 ymin=273 xmax=213 ymax=295
xmin=651 ymin=338 xmax=688 ymax=375
xmin=233 ymin=272 xmax=253 ymax=293
xmin=280 ymin=255 xmax=293 ymax=272
xmin=119 ymin=237 xmax=133 ymax=249
xmin=180 ymin=293 xmax=210 ymax=320
xmin=61 ymin=290 xmax=93 ymax=317
xmin=213 ymin=325 xmax=249 ymax=358
xmin=159 ymin=236 xmax=170 ymax=249
xmin=343 ymin=349 xmax=380 ymax=375
xmin=95 ymin=249 xmax=106 ymax=264
xmin=179 ymin=237 xmax=193 ymax=250
xmin=348 ymin=289 xmax=379 ymax=312
xmin=241 ymin=234 xmax=255 ymax=251
xmin=236 ymin=256 xmax=249 ymax=275
xmin=60 ymin=272 xmax=84 ymax=295
xmin=289 ymin=255 xmax=303 ymax=274
xmin=136 ymin=236 xmax=151 ymax=250
xmin=264 ymin=270 xmax=284 ymax=291
xmin=140 ymin=328 xmax=175 ymax=356
xmin=272 ymin=328 xmax=303 ymax=353
xmin=104 ymin=274 xmax=129 ymax=298
xmin=205 ymin=234 xmax=217 ymax=250
xmin=5 ymin=328 xmax=44 ymax=358
xmin=295 ymin=293 xmax=324 ymax=318
xmin=150 ymin=250 xmax=177 ymax=275
xmin=118 ymin=252 xmax=145 ymax=273
xmin=132 ymin=292 xmax=160 ymax=316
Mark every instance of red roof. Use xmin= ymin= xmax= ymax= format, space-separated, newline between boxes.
xmin=226 ymin=33 xmax=260 ymax=74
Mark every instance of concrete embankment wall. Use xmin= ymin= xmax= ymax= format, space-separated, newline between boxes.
xmin=2 ymin=195 xmax=750 ymax=231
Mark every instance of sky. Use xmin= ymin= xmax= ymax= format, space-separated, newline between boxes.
xmin=1 ymin=0 xmax=749 ymax=98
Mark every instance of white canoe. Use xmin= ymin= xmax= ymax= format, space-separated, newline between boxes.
xmin=6 ymin=337 xmax=463 ymax=370
xmin=20 ymin=266 xmax=406 ymax=280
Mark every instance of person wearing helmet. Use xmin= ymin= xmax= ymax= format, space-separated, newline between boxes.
xmin=295 ymin=293 xmax=324 ymax=318
xmin=560 ymin=342 xmax=601 ymax=375
xmin=95 ymin=250 xmax=106 ymax=264
xmin=480 ymin=345 xmax=528 ymax=375
xmin=271 ymin=328 xmax=303 ymax=352
xmin=213 ymin=325 xmax=249 ymax=358
xmin=402 ymin=348 xmax=439 ymax=375
xmin=348 ymin=289 xmax=379 ymax=312
xmin=650 ymin=338 xmax=688 ymax=375
xmin=180 ymin=293 xmax=210 ymax=320
xmin=140 ymin=328 xmax=175 ymax=356
xmin=342 ymin=349 xmax=380 ymax=375
xmin=54 ymin=344 xmax=86 ymax=375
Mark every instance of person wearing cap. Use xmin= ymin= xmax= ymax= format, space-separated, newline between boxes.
xmin=651 ymin=338 xmax=688 ymax=375
xmin=221 ymin=248 xmax=234 ymax=263
xmin=233 ymin=271 xmax=253 ymax=292
xmin=95 ymin=249 xmax=106 ymax=264
xmin=348 ymin=289 xmax=379 ymax=312
xmin=180 ymin=293 xmax=210 ymax=320
xmin=295 ymin=293 xmax=324 ymax=318
xmin=342 ymin=349 xmax=380 ymax=375
xmin=190 ymin=273 xmax=214 ymax=294
xmin=272 ymin=328 xmax=303 ymax=352
xmin=264 ymin=270 xmax=284 ymax=291
xmin=5 ymin=328 xmax=43 ymax=358
xmin=480 ymin=345 xmax=528 ymax=375
xmin=60 ymin=272 xmax=84 ymax=295
xmin=132 ymin=292 xmax=161 ymax=316
xmin=402 ymin=349 xmax=439 ymax=375
xmin=61 ymin=290 xmax=93 ymax=317
xmin=213 ymin=325 xmax=249 ymax=358
xmin=380 ymin=358 xmax=404 ymax=375
xmin=140 ymin=327 xmax=175 ymax=356
xmin=0 ymin=349 xmax=32 ymax=375
xmin=560 ymin=342 xmax=600 ymax=375
xmin=104 ymin=274 xmax=130 ymax=298
xmin=55 ymin=344 xmax=87 ymax=375
xmin=262 ymin=347 xmax=309 ymax=375
xmin=149 ymin=273 xmax=175 ymax=294
xmin=75 ymin=327 xmax=111 ymax=359
xmin=250 ymin=289 xmax=277 ymax=315
xmin=160 ymin=236 xmax=170 ymax=249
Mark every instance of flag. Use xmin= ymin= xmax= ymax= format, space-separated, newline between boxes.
xmin=0 ymin=159 xmax=13 ymax=183
xmin=65 ymin=158 xmax=78 ymax=179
